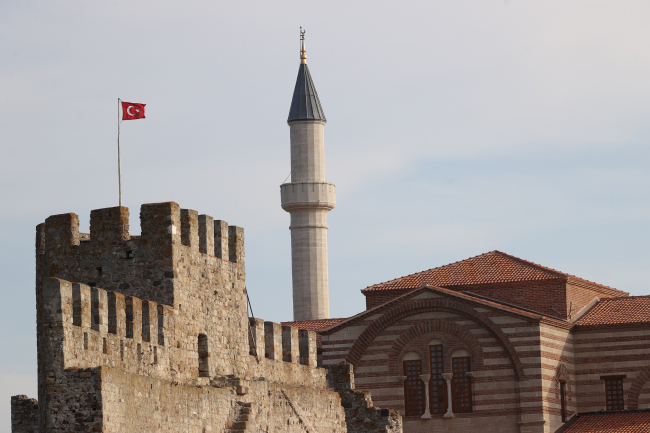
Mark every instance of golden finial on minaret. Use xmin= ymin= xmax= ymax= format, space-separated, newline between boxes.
xmin=300 ymin=27 xmax=307 ymax=64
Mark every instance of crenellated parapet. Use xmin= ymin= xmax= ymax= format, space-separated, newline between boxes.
xmin=38 ymin=278 xmax=174 ymax=381
xmin=38 ymin=277 xmax=321 ymax=385
xmin=36 ymin=202 xmax=244 ymax=307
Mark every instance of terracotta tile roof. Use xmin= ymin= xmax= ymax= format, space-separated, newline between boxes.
xmin=560 ymin=410 xmax=650 ymax=433
xmin=281 ymin=318 xmax=346 ymax=349
xmin=362 ymin=250 xmax=623 ymax=295
xmin=282 ymin=318 xmax=346 ymax=331
xmin=575 ymin=296 xmax=650 ymax=326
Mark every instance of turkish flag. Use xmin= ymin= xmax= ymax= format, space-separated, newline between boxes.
xmin=121 ymin=101 xmax=146 ymax=120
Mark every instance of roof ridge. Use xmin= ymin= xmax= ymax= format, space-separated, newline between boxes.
xmin=597 ymin=295 xmax=650 ymax=301
xmin=363 ymin=251 xmax=500 ymax=291
xmin=363 ymin=250 xmax=625 ymax=295
xmin=491 ymin=250 xmax=565 ymax=278
xmin=492 ymin=250 xmax=624 ymax=293
xmin=282 ymin=317 xmax=345 ymax=324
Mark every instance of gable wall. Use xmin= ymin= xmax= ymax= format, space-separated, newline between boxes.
xmin=447 ymin=280 xmax=567 ymax=318
xmin=565 ymin=283 xmax=623 ymax=319
xmin=365 ymin=289 xmax=412 ymax=310
xmin=322 ymin=292 xmax=560 ymax=433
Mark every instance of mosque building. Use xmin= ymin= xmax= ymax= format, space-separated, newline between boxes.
xmin=282 ymin=33 xmax=650 ymax=433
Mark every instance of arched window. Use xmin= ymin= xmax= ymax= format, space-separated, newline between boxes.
xmin=403 ymin=352 xmax=424 ymax=416
xmin=429 ymin=339 xmax=446 ymax=414
xmin=451 ymin=349 xmax=472 ymax=413
xmin=198 ymin=334 xmax=210 ymax=377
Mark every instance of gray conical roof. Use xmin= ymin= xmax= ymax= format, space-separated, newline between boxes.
xmin=287 ymin=63 xmax=326 ymax=123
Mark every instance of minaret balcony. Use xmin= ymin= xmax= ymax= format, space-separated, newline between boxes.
xmin=280 ymin=182 xmax=336 ymax=212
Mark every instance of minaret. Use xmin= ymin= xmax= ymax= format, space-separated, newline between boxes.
xmin=281 ymin=29 xmax=336 ymax=321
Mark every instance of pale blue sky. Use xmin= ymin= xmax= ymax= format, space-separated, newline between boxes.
xmin=2 ymin=1 xmax=650 ymax=430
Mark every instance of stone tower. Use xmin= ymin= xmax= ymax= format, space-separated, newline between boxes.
xmin=281 ymin=31 xmax=336 ymax=321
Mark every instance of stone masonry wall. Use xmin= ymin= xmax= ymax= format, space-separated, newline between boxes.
xmin=10 ymin=396 xmax=38 ymax=433
xmin=328 ymin=363 xmax=402 ymax=433
xmin=17 ymin=201 xmax=402 ymax=433
xmin=100 ymin=366 xmax=350 ymax=433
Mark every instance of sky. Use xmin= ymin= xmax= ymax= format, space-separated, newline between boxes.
xmin=2 ymin=1 xmax=650 ymax=430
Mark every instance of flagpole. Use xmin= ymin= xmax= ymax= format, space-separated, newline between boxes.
xmin=118 ymin=98 xmax=122 ymax=207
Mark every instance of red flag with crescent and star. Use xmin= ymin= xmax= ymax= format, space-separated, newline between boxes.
xmin=121 ymin=101 xmax=146 ymax=120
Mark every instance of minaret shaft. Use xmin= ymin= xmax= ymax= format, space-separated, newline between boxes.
xmin=289 ymin=208 xmax=330 ymax=320
xmin=282 ymin=121 xmax=335 ymax=321
xmin=282 ymin=31 xmax=334 ymax=321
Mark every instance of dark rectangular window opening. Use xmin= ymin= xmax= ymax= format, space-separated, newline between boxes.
xmin=125 ymin=301 xmax=134 ymax=339
xmin=430 ymin=345 xmax=446 ymax=414
xmin=198 ymin=334 xmax=210 ymax=377
xmin=83 ymin=332 xmax=88 ymax=350
xmin=142 ymin=302 xmax=151 ymax=343
xmin=157 ymin=305 xmax=165 ymax=346
xmin=90 ymin=288 xmax=101 ymax=332
xmin=120 ymin=340 xmax=124 ymax=361
xmin=137 ymin=343 xmax=142 ymax=362
xmin=605 ymin=378 xmax=624 ymax=411
xmin=102 ymin=338 xmax=108 ymax=354
xmin=153 ymin=346 xmax=158 ymax=364
xmin=452 ymin=357 xmax=472 ymax=413
xmin=108 ymin=293 xmax=117 ymax=334
xmin=403 ymin=359 xmax=423 ymax=416
xmin=72 ymin=286 xmax=82 ymax=327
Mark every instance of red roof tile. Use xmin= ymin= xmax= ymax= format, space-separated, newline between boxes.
xmin=575 ymin=296 xmax=650 ymax=326
xmin=561 ymin=410 xmax=650 ymax=433
xmin=282 ymin=318 xmax=346 ymax=331
xmin=281 ymin=318 xmax=347 ymax=349
xmin=362 ymin=250 xmax=623 ymax=295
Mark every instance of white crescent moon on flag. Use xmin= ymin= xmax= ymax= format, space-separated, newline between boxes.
xmin=127 ymin=106 xmax=135 ymax=116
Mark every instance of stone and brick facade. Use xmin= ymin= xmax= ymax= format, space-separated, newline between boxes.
xmin=289 ymin=251 xmax=650 ymax=433
xmin=11 ymin=202 xmax=400 ymax=433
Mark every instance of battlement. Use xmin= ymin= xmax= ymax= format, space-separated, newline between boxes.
xmin=36 ymin=202 xmax=244 ymax=307
xmin=39 ymin=277 xmax=319 ymax=386
xmin=37 ymin=202 xmax=243 ymax=260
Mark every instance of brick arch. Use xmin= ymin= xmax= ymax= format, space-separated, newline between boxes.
xmin=389 ymin=320 xmax=484 ymax=376
xmin=628 ymin=367 xmax=650 ymax=410
xmin=344 ymin=298 xmax=525 ymax=381
xmin=396 ymin=346 xmax=427 ymax=372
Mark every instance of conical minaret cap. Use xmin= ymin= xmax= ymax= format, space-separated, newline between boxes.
xmin=287 ymin=30 xmax=326 ymax=123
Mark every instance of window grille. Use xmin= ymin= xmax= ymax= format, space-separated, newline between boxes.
xmin=429 ymin=344 xmax=446 ymax=414
xmin=452 ymin=356 xmax=472 ymax=413
xmin=403 ymin=360 xmax=424 ymax=416
xmin=605 ymin=379 xmax=624 ymax=411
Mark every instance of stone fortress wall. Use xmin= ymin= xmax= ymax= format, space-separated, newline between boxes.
xmin=14 ymin=202 xmax=401 ymax=433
